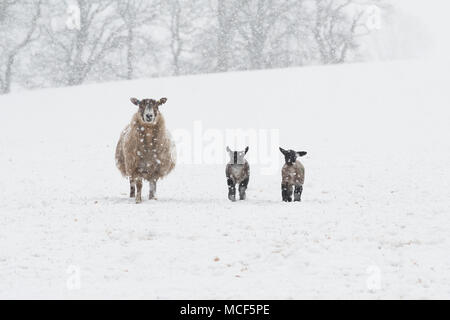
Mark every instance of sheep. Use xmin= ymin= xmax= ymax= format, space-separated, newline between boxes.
xmin=115 ymin=97 xmax=176 ymax=203
xmin=225 ymin=146 xmax=250 ymax=201
xmin=279 ymin=147 xmax=307 ymax=202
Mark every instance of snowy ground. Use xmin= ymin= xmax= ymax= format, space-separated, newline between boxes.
xmin=0 ymin=59 xmax=449 ymax=299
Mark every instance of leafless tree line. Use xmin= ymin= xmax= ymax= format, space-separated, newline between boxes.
xmin=0 ymin=0 xmax=384 ymax=94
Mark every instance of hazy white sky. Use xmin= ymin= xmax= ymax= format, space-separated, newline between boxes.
xmin=394 ymin=0 xmax=450 ymax=56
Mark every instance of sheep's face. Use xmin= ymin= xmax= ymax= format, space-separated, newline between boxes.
xmin=279 ymin=147 xmax=307 ymax=166
xmin=226 ymin=146 xmax=249 ymax=165
xmin=130 ymin=97 xmax=167 ymax=124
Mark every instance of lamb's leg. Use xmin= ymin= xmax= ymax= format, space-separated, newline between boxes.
xmin=294 ymin=184 xmax=303 ymax=202
xmin=281 ymin=183 xmax=288 ymax=202
xmin=135 ymin=179 xmax=143 ymax=203
xmin=149 ymin=179 xmax=157 ymax=200
xmin=239 ymin=177 xmax=249 ymax=200
xmin=286 ymin=184 xmax=293 ymax=202
xmin=227 ymin=178 xmax=236 ymax=202
xmin=129 ymin=178 xmax=136 ymax=198
xmin=282 ymin=183 xmax=293 ymax=202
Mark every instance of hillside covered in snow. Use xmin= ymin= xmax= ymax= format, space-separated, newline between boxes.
xmin=0 ymin=58 xmax=449 ymax=299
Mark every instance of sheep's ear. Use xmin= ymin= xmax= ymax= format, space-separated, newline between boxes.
xmin=297 ymin=151 xmax=307 ymax=157
xmin=244 ymin=146 xmax=249 ymax=154
xmin=130 ymin=98 xmax=140 ymax=106
xmin=226 ymin=146 xmax=232 ymax=153
xmin=279 ymin=147 xmax=287 ymax=155
xmin=158 ymin=97 xmax=167 ymax=105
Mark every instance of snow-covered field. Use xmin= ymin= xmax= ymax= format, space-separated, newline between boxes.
xmin=0 ymin=59 xmax=449 ymax=299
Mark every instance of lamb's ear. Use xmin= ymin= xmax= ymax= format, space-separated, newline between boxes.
xmin=226 ymin=146 xmax=232 ymax=153
xmin=244 ymin=146 xmax=249 ymax=154
xmin=158 ymin=97 xmax=167 ymax=105
xmin=297 ymin=151 xmax=307 ymax=157
xmin=279 ymin=147 xmax=287 ymax=155
xmin=130 ymin=97 xmax=140 ymax=106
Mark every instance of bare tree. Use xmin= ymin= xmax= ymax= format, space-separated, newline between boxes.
xmin=0 ymin=0 xmax=18 ymax=23
xmin=0 ymin=0 xmax=387 ymax=94
xmin=117 ymin=0 xmax=157 ymax=80
xmin=236 ymin=0 xmax=295 ymax=70
xmin=312 ymin=0 xmax=372 ymax=64
xmin=165 ymin=0 xmax=184 ymax=75
xmin=0 ymin=0 xmax=41 ymax=94
xmin=216 ymin=0 xmax=243 ymax=72
xmin=42 ymin=0 xmax=126 ymax=86
xmin=162 ymin=0 xmax=206 ymax=76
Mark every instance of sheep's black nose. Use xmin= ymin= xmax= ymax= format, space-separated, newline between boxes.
xmin=146 ymin=115 xmax=152 ymax=121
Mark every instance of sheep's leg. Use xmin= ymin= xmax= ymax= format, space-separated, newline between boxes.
xmin=282 ymin=183 xmax=293 ymax=202
xmin=135 ymin=179 xmax=143 ymax=203
xmin=129 ymin=178 xmax=136 ymax=198
xmin=227 ymin=178 xmax=236 ymax=202
xmin=281 ymin=183 xmax=288 ymax=201
xmin=149 ymin=179 xmax=157 ymax=200
xmin=286 ymin=185 xmax=293 ymax=202
xmin=294 ymin=184 xmax=303 ymax=202
xmin=287 ymin=184 xmax=293 ymax=202
xmin=239 ymin=177 xmax=249 ymax=200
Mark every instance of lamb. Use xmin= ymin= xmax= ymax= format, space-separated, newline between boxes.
xmin=225 ymin=146 xmax=250 ymax=201
xmin=115 ymin=97 xmax=176 ymax=203
xmin=279 ymin=147 xmax=307 ymax=202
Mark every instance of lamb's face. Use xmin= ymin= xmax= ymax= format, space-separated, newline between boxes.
xmin=279 ymin=147 xmax=307 ymax=166
xmin=227 ymin=146 xmax=249 ymax=165
xmin=130 ymin=97 xmax=168 ymax=124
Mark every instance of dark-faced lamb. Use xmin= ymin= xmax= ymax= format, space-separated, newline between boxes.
xmin=279 ymin=147 xmax=307 ymax=202
xmin=115 ymin=97 xmax=176 ymax=203
xmin=225 ymin=146 xmax=250 ymax=201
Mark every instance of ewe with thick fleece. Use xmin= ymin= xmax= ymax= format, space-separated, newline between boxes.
xmin=116 ymin=97 xmax=176 ymax=203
